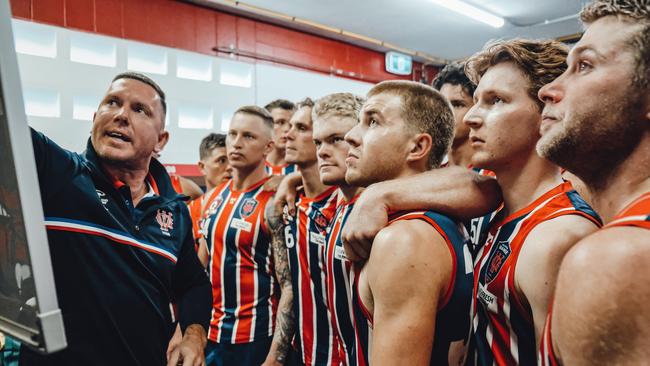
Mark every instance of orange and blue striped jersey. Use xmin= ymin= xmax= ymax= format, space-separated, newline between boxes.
xmin=202 ymin=177 xmax=277 ymax=344
xmin=473 ymin=182 xmax=601 ymax=366
xmin=465 ymin=168 xmax=500 ymax=259
xmin=352 ymin=210 xmax=474 ymax=366
xmin=285 ymin=186 xmax=341 ymax=366
xmin=325 ymin=195 xmax=359 ymax=366
xmin=538 ymin=191 xmax=650 ymax=366
xmin=265 ymin=160 xmax=297 ymax=176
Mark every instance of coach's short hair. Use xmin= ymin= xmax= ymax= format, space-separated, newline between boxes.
xmin=581 ymin=0 xmax=650 ymax=88
xmin=367 ymin=80 xmax=454 ymax=169
xmin=112 ymin=72 xmax=167 ymax=117
xmin=432 ymin=62 xmax=476 ymax=98
xmin=312 ymin=93 xmax=365 ymax=122
xmin=199 ymin=133 xmax=226 ymax=160
xmin=234 ymin=105 xmax=274 ymax=129
xmin=264 ymin=99 xmax=295 ymax=112
xmin=465 ymin=39 xmax=568 ymax=110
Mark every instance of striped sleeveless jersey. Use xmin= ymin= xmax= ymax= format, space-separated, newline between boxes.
xmin=325 ymin=195 xmax=359 ymax=365
xmin=285 ymin=186 xmax=341 ymax=365
xmin=352 ymin=210 xmax=474 ymax=366
xmin=203 ymin=177 xmax=277 ymax=343
xmin=538 ymin=191 xmax=650 ymax=366
xmin=474 ymin=182 xmax=601 ymax=366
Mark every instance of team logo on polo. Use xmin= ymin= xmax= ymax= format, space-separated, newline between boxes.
xmin=156 ymin=209 xmax=174 ymax=236
xmin=239 ymin=198 xmax=258 ymax=218
xmin=485 ymin=241 xmax=511 ymax=284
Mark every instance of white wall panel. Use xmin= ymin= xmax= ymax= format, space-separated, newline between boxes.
xmin=12 ymin=19 xmax=373 ymax=166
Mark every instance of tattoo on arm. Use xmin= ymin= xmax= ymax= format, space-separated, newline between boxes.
xmin=266 ymin=200 xmax=295 ymax=363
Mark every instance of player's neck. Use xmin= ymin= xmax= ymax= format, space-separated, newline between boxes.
xmin=232 ymin=161 xmax=268 ymax=191
xmin=204 ymin=180 xmax=215 ymax=192
xmin=266 ymin=148 xmax=286 ymax=166
xmin=340 ymin=184 xmax=363 ymax=203
xmin=449 ymin=139 xmax=473 ymax=168
xmin=298 ymin=162 xmax=329 ymax=198
xmin=496 ymin=153 xmax=563 ymax=215
xmin=587 ymin=139 xmax=650 ymax=223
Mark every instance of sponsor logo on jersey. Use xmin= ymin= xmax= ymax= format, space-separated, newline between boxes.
xmin=485 ymin=240 xmax=511 ymax=283
xmin=240 ymin=198 xmax=258 ymax=218
xmin=156 ymin=209 xmax=174 ymax=236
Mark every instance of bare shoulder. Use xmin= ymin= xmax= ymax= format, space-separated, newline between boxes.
xmin=523 ymin=214 xmax=599 ymax=259
xmin=371 ymin=219 xmax=451 ymax=265
xmin=553 ymin=227 xmax=650 ymax=364
xmin=368 ymin=219 xmax=453 ymax=301
xmin=559 ymin=226 xmax=650 ymax=288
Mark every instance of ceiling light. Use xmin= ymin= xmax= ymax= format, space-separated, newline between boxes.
xmin=431 ymin=0 xmax=505 ymax=28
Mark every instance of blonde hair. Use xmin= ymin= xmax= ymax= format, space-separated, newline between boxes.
xmin=312 ymin=93 xmax=365 ymax=122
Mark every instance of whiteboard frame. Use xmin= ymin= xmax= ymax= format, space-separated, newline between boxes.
xmin=0 ymin=0 xmax=66 ymax=353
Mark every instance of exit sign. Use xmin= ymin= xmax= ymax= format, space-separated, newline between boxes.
xmin=385 ymin=51 xmax=413 ymax=75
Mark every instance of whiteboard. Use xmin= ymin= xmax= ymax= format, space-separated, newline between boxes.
xmin=0 ymin=0 xmax=66 ymax=353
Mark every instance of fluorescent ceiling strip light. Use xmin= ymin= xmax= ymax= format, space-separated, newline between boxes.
xmin=431 ymin=0 xmax=505 ymax=28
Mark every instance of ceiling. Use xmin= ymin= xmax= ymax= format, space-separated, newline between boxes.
xmin=193 ymin=0 xmax=587 ymax=62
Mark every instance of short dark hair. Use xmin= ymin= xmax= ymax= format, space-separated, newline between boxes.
xmin=432 ymin=62 xmax=476 ymax=98
xmin=234 ymin=105 xmax=274 ymax=129
xmin=264 ymin=99 xmax=295 ymax=112
xmin=112 ymin=72 xmax=167 ymax=116
xmin=199 ymin=133 xmax=226 ymax=160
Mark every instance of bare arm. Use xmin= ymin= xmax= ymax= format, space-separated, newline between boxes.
xmin=263 ymin=199 xmax=295 ymax=366
xmin=367 ymin=220 xmax=452 ymax=366
xmin=515 ymin=215 xmax=598 ymax=347
xmin=552 ymin=228 xmax=650 ymax=365
xmin=179 ymin=176 xmax=204 ymax=200
xmin=342 ymin=166 xmax=502 ymax=260
xmin=273 ymin=172 xmax=303 ymax=216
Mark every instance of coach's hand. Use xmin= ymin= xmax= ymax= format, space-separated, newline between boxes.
xmin=341 ymin=185 xmax=389 ymax=261
xmin=167 ymin=324 xmax=207 ymax=366
xmin=274 ymin=172 xmax=303 ymax=216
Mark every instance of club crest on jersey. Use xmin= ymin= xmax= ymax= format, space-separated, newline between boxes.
xmin=485 ymin=240 xmax=511 ymax=283
xmin=155 ymin=209 xmax=174 ymax=236
xmin=310 ymin=209 xmax=329 ymax=234
xmin=239 ymin=198 xmax=258 ymax=218
xmin=207 ymin=196 xmax=224 ymax=216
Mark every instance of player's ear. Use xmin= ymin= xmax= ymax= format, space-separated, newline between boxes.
xmin=198 ymin=160 xmax=206 ymax=175
xmin=406 ymin=133 xmax=433 ymax=166
xmin=263 ymin=138 xmax=274 ymax=157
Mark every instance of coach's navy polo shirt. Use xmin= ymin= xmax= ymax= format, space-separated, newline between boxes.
xmin=20 ymin=129 xmax=212 ymax=366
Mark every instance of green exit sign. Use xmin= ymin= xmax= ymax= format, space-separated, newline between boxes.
xmin=385 ymin=51 xmax=413 ymax=75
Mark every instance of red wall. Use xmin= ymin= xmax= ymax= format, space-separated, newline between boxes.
xmin=9 ymin=0 xmax=438 ymax=84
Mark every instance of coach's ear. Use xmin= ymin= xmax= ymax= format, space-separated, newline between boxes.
xmin=405 ymin=133 xmax=433 ymax=167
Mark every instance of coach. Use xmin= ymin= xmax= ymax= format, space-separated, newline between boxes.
xmin=20 ymin=72 xmax=211 ymax=366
